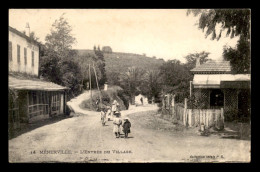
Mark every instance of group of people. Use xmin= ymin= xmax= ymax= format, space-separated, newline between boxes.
xmin=100 ymin=100 xmax=131 ymax=138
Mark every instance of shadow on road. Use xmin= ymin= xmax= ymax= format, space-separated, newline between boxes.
xmin=8 ymin=115 xmax=71 ymax=140
xmin=209 ymin=122 xmax=251 ymax=141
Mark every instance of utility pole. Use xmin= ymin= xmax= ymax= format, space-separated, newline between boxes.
xmin=92 ymin=62 xmax=102 ymax=105
xmin=89 ymin=64 xmax=92 ymax=100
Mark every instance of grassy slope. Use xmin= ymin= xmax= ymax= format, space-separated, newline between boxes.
xmin=76 ymin=49 xmax=165 ymax=74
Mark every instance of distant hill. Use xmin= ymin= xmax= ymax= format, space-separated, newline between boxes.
xmin=76 ymin=49 xmax=165 ymax=75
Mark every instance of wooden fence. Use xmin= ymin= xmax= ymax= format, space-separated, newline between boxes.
xmin=186 ymin=108 xmax=224 ymax=129
xmin=162 ymin=94 xmax=224 ymax=129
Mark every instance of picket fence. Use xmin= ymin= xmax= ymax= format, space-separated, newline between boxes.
xmin=164 ymin=95 xmax=224 ymax=128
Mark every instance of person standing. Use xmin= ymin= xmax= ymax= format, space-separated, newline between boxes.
xmin=100 ymin=108 xmax=106 ymax=126
xmin=122 ymin=118 xmax=131 ymax=138
xmin=140 ymin=97 xmax=143 ymax=105
xmin=96 ymin=98 xmax=100 ymax=111
xmin=111 ymin=100 xmax=119 ymax=117
xmin=113 ymin=111 xmax=122 ymax=138
xmin=106 ymin=106 xmax=112 ymax=121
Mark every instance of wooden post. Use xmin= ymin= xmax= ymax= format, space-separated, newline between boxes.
xmin=203 ymin=110 xmax=206 ymax=127
xmin=188 ymin=109 xmax=192 ymax=127
xmin=172 ymin=94 xmax=175 ymax=108
xmin=221 ymin=108 xmax=224 ymax=129
xmin=167 ymin=94 xmax=170 ymax=109
xmin=206 ymin=110 xmax=209 ymax=128
xmin=184 ymin=98 xmax=187 ymax=126
xmin=89 ymin=64 xmax=92 ymax=100
xmin=190 ymin=81 xmax=192 ymax=98
xmin=92 ymin=63 xmax=102 ymax=106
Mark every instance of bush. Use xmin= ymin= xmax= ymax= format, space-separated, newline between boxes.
xmin=80 ymin=86 xmax=127 ymax=111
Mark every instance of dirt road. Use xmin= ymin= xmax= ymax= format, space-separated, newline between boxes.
xmin=8 ymin=91 xmax=250 ymax=163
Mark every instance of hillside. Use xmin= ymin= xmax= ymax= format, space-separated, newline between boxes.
xmin=76 ymin=49 xmax=165 ymax=74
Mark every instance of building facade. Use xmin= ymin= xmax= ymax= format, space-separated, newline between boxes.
xmin=9 ymin=26 xmax=39 ymax=76
xmin=190 ymin=60 xmax=251 ymax=122
xmin=8 ymin=26 xmax=68 ymax=130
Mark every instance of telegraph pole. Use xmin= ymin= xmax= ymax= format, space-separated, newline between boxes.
xmin=92 ymin=62 xmax=102 ymax=105
xmin=89 ymin=64 xmax=92 ymax=100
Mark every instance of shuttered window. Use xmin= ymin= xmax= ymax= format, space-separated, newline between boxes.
xmin=31 ymin=51 xmax=34 ymax=67
xmin=17 ymin=44 xmax=20 ymax=64
xmin=9 ymin=41 xmax=12 ymax=61
xmin=24 ymin=48 xmax=27 ymax=65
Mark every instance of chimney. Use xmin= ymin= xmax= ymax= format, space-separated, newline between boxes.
xmin=196 ymin=57 xmax=200 ymax=67
xmin=25 ymin=23 xmax=30 ymax=37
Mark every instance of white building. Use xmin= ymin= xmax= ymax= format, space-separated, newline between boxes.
xmin=135 ymin=94 xmax=148 ymax=106
xmin=8 ymin=25 xmax=69 ymax=127
xmin=9 ymin=26 xmax=39 ymax=76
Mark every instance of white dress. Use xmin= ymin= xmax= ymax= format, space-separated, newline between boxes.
xmin=113 ymin=118 xmax=122 ymax=133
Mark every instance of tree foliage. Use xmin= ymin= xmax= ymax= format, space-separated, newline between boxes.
xmin=94 ymin=46 xmax=107 ymax=86
xmin=187 ymin=9 xmax=251 ymax=73
xmin=39 ymin=14 xmax=82 ymax=99
xmin=119 ymin=67 xmax=145 ymax=103
xmin=184 ymin=51 xmax=210 ymax=70
xmin=45 ymin=13 xmax=76 ymax=58
xmin=141 ymin=70 xmax=162 ymax=100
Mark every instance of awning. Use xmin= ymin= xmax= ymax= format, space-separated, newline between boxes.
xmin=220 ymin=81 xmax=250 ymax=89
xmin=193 ymin=74 xmax=250 ymax=89
xmin=9 ymin=76 xmax=69 ymax=91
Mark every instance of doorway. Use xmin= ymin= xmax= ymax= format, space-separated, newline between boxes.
xmin=238 ymin=89 xmax=250 ymax=122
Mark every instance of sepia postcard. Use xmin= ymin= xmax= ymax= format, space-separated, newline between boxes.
xmin=8 ymin=9 xmax=251 ymax=163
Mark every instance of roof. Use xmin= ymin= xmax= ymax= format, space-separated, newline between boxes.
xmin=193 ymin=74 xmax=251 ymax=88
xmin=9 ymin=26 xmax=39 ymax=46
xmin=191 ymin=60 xmax=231 ymax=73
xmin=9 ymin=76 xmax=68 ymax=91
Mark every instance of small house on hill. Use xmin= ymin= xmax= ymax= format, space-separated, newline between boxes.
xmin=190 ymin=59 xmax=251 ymax=122
xmin=8 ymin=25 xmax=69 ymax=129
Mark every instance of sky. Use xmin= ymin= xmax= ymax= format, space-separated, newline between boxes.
xmin=9 ymin=9 xmax=239 ymax=63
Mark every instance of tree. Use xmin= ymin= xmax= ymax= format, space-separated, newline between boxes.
xmin=119 ymin=67 xmax=145 ymax=104
xmin=39 ymin=14 xmax=82 ymax=99
xmin=141 ymin=70 xmax=162 ymax=101
xmin=187 ymin=9 xmax=250 ymax=73
xmin=184 ymin=51 xmax=210 ymax=70
xmin=94 ymin=46 xmax=107 ymax=86
xmin=159 ymin=59 xmax=191 ymax=102
xmin=45 ymin=13 xmax=76 ymax=58
xmin=39 ymin=55 xmax=62 ymax=84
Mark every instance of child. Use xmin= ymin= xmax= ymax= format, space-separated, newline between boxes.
xmin=106 ymin=106 xmax=112 ymax=121
xmin=100 ymin=108 xmax=106 ymax=126
xmin=111 ymin=100 xmax=119 ymax=117
xmin=122 ymin=118 xmax=131 ymax=138
xmin=113 ymin=111 xmax=122 ymax=138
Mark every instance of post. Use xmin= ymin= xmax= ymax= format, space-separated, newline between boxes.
xmin=92 ymin=63 xmax=102 ymax=105
xmin=167 ymin=94 xmax=170 ymax=109
xmin=221 ymin=108 xmax=224 ymax=129
xmin=184 ymin=98 xmax=188 ymax=126
xmin=188 ymin=109 xmax=192 ymax=127
xmin=88 ymin=64 xmax=92 ymax=100
xmin=190 ymin=81 xmax=192 ymax=98
xmin=172 ymin=94 xmax=175 ymax=108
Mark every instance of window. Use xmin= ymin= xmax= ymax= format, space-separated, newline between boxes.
xmin=210 ymin=89 xmax=224 ymax=107
xmin=31 ymin=51 xmax=34 ymax=67
xmin=17 ymin=45 xmax=20 ymax=64
xmin=24 ymin=48 xmax=27 ymax=65
xmin=9 ymin=41 xmax=12 ymax=61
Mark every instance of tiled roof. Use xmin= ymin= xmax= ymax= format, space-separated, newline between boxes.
xmin=9 ymin=76 xmax=68 ymax=91
xmin=190 ymin=60 xmax=231 ymax=73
